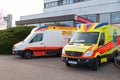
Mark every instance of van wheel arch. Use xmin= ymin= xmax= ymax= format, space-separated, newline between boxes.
xmin=115 ymin=50 xmax=119 ymax=56
xmin=112 ymin=50 xmax=119 ymax=62
xmin=106 ymin=50 xmax=118 ymax=62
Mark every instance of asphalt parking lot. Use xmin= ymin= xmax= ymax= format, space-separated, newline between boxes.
xmin=0 ymin=55 xmax=120 ymax=80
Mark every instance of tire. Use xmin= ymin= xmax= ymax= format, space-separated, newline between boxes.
xmin=110 ymin=51 xmax=118 ymax=62
xmin=90 ymin=58 xmax=100 ymax=71
xmin=66 ymin=62 xmax=71 ymax=67
xmin=23 ymin=50 xmax=33 ymax=59
xmin=114 ymin=53 xmax=120 ymax=69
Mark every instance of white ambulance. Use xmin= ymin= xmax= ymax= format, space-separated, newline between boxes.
xmin=12 ymin=26 xmax=76 ymax=59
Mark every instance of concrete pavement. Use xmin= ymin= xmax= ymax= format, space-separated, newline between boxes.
xmin=0 ymin=55 xmax=119 ymax=80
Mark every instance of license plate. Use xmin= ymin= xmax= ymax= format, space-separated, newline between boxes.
xmin=68 ymin=60 xmax=77 ymax=64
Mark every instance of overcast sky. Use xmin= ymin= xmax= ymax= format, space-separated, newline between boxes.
xmin=0 ymin=0 xmax=44 ymax=26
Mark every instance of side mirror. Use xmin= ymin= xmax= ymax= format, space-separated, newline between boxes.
xmin=30 ymin=39 xmax=34 ymax=43
xmin=99 ymin=40 xmax=104 ymax=45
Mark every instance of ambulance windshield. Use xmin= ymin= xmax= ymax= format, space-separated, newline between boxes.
xmin=70 ymin=32 xmax=99 ymax=44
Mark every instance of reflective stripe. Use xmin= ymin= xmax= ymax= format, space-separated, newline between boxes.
xmin=24 ymin=46 xmax=63 ymax=56
xmin=117 ymin=36 xmax=120 ymax=45
xmin=24 ymin=46 xmax=62 ymax=51
xmin=92 ymin=41 xmax=114 ymax=57
xmin=34 ymin=52 xmax=46 ymax=56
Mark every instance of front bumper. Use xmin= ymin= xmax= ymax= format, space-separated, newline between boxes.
xmin=61 ymin=56 xmax=96 ymax=66
xmin=12 ymin=50 xmax=24 ymax=55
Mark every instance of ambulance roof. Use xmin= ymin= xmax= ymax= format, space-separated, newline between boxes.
xmin=77 ymin=22 xmax=110 ymax=32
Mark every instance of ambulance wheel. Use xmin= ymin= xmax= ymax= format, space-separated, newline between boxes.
xmin=90 ymin=58 xmax=100 ymax=71
xmin=23 ymin=50 xmax=33 ymax=59
xmin=110 ymin=51 xmax=118 ymax=62
xmin=66 ymin=62 xmax=71 ymax=67
xmin=114 ymin=56 xmax=120 ymax=69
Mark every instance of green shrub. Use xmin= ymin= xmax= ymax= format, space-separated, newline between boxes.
xmin=0 ymin=26 xmax=35 ymax=54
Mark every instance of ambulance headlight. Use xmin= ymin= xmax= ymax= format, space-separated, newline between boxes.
xmin=84 ymin=50 xmax=93 ymax=57
xmin=62 ymin=49 xmax=65 ymax=54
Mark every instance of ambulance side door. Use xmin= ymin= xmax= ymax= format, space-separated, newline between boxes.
xmin=28 ymin=33 xmax=45 ymax=56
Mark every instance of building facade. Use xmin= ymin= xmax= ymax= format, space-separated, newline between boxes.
xmin=16 ymin=0 xmax=120 ymax=26
xmin=0 ymin=14 xmax=12 ymax=30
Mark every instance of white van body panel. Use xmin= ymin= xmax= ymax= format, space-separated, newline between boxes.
xmin=12 ymin=26 xmax=76 ymax=57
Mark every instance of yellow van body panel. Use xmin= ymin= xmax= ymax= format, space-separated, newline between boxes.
xmin=62 ymin=23 xmax=120 ymax=64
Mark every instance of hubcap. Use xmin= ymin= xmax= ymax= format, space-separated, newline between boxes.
xmin=25 ymin=52 xmax=31 ymax=58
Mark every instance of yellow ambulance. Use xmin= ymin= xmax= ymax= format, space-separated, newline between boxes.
xmin=61 ymin=22 xmax=120 ymax=70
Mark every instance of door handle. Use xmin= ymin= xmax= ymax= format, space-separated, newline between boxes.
xmin=40 ymin=43 xmax=43 ymax=44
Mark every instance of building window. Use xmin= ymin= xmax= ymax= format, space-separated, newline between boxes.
xmin=87 ymin=15 xmax=97 ymax=22
xmin=63 ymin=0 xmax=66 ymax=4
xmin=40 ymin=22 xmax=55 ymax=26
xmin=47 ymin=3 xmax=51 ymax=8
xmin=45 ymin=2 xmax=59 ymax=8
xmin=100 ymin=13 xmax=110 ymax=23
xmin=51 ymin=2 xmax=54 ymax=7
xmin=81 ymin=15 xmax=87 ymax=19
xmin=63 ymin=0 xmax=68 ymax=5
xmin=44 ymin=3 xmax=49 ymax=8
xmin=66 ymin=0 xmax=70 ymax=4
xmin=79 ymin=0 xmax=85 ymax=2
xmin=56 ymin=21 xmax=74 ymax=27
xmin=54 ymin=1 xmax=58 ymax=6
xmin=111 ymin=12 xmax=120 ymax=23
xmin=58 ymin=0 xmax=63 ymax=6
xmin=69 ymin=0 xmax=74 ymax=4
xmin=44 ymin=0 xmax=90 ymax=8
xmin=81 ymin=14 xmax=97 ymax=22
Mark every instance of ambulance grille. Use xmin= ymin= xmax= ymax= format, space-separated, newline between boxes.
xmin=66 ymin=51 xmax=83 ymax=56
